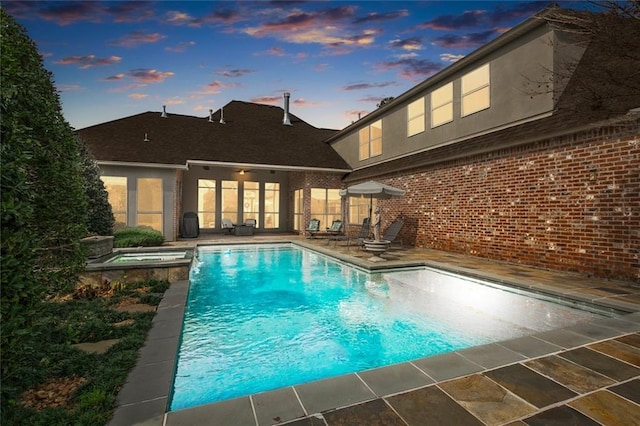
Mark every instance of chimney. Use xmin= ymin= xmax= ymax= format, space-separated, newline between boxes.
xmin=219 ymin=107 xmax=225 ymax=124
xmin=282 ymin=92 xmax=292 ymax=126
xmin=208 ymin=109 xmax=213 ymax=122
xmin=161 ymin=105 xmax=168 ymax=118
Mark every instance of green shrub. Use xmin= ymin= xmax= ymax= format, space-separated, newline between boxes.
xmin=78 ymin=141 xmax=114 ymax=236
xmin=113 ymin=227 xmax=164 ymax=248
xmin=1 ymin=9 xmax=88 ymax=406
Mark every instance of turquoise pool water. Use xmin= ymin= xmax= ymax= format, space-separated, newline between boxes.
xmin=170 ymin=244 xmax=601 ymax=411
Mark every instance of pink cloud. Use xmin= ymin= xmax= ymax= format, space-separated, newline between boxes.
xmin=54 ymin=55 xmax=122 ymax=69
xmin=250 ymin=95 xmax=281 ymax=105
xmin=109 ymin=31 xmax=166 ymax=47
xmin=128 ymin=69 xmax=175 ymax=83
xmin=165 ymin=41 xmax=196 ymax=52
xmin=128 ymin=93 xmax=148 ymax=99
xmin=192 ymin=80 xmax=240 ymax=95
xmin=216 ymin=69 xmax=255 ymax=78
xmin=104 ymin=73 xmax=126 ymax=81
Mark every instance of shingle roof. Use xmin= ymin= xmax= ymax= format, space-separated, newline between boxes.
xmin=77 ymin=100 xmax=350 ymax=171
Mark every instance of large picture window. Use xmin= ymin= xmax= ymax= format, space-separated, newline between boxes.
xmin=101 ymin=176 xmax=127 ymax=227
xmin=349 ymin=196 xmax=375 ymax=225
xmin=137 ymin=178 xmax=163 ymax=232
xmin=462 ymin=63 xmax=490 ymax=116
xmin=407 ymin=98 xmax=425 ymax=136
xmin=431 ymin=82 xmax=453 ymax=128
xmin=197 ymin=179 xmax=216 ymax=228
xmin=243 ymin=181 xmax=260 ymax=227
xmin=221 ymin=180 xmax=238 ymax=225
xmin=264 ymin=182 xmax=280 ymax=229
xmin=310 ymin=188 xmax=341 ymax=229
xmin=293 ymin=189 xmax=303 ymax=231
xmin=358 ymin=120 xmax=382 ymax=160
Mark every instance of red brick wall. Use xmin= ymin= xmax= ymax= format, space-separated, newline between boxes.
xmin=375 ymin=123 xmax=639 ymax=281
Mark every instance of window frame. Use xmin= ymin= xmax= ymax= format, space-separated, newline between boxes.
xmin=242 ymin=181 xmax=260 ymax=227
xmin=310 ymin=188 xmax=342 ymax=230
xmin=221 ymin=180 xmax=239 ymax=225
xmin=293 ymin=189 xmax=303 ymax=231
xmin=197 ymin=179 xmax=216 ymax=229
xmin=101 ymin=176 xmax=127 ymax=227
xmin=461 ymin=63 xmax=490 ymax=117
xmin=136 ymin=177 xmax=163 ymax=233
xmin=263 ymin=182 xmax=280 ymax=229
xmin=431 ymin=82 xmax=453 ymax=128
xmin=358 ymin=120 xmax=383 ymax=160
xmin=407 ymin=97 xmax=425 ymax=137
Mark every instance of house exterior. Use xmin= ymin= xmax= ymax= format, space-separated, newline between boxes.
xmin=79 ymin=7 xmax=639 ymax=281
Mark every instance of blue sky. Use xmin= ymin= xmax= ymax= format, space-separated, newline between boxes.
xmin=5 ymin=0 xmax=578 ymax=130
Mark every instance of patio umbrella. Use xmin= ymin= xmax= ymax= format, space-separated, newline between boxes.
xmin=339 ymin=180 xmax=405 ymax=240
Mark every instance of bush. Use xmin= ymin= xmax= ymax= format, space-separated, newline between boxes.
xmin=113 ymin=227 xmax=165 ymax=248
xmin=1 ymin=9 xmax=88 ymax=406
xmin=78 ymin=141 xmax=114 ymax=236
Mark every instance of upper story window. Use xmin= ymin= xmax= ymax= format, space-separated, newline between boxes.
xmin=359 ymin=120 xmax=382 ymax=160
xmin=461 ymin=63 xmax=490 ymax=116
xmin=407 ymin=98 xmax=425 ymax=137
xmin=431 ymin=82 xmax=453 ymax=128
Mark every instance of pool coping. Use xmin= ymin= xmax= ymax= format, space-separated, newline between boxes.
xmin=106 ymin=241 xmax=640 ymax=426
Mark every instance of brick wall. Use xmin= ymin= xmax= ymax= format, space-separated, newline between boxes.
xmin=375 ymin=123 xmax=639 ymax=281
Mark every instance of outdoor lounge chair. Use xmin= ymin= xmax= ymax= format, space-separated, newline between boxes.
xmin=305 ymin=218 xmax=321 ymax=238
xmin=326 ymin=219 xmax=344 ymax=235
xmin=329 ymin=217 xmax=370 ymax=247
xmin=381 ymin=218 xmax=404 ymax=247
xmin=221 ymin=218 xmax=235 ymax=234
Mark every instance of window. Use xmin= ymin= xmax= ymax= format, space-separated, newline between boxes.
xmin=349 ymin=196 xmax=376 ymax=225
xmin=311 ymin=188 xmax=341 ymax=229
xmin=137 ymin=178 xmax=163 ymax=232
xmin=358 ymin=120 xmax=382 ymax=160
xmin=101 ymin=176 xmax=127 ymax=226
xmin=197 ymin=179 xmax=216 ymax=228
xmin=431 ymin=82 xmax=453 ymax=128
xmin=243 ymin=181 xmax=260 ymax=227
xmin=221 ymin=180 xmax=238 ymax=225
xmin=293 ymin=189 xmax=303 ymax=231
xmin=264 ymin=182 xmax=280 ymax=229
xmin=461 ymin=63 xmax=490 ymax=116
xmin=407 ymin=98 xmax=425 ymax=136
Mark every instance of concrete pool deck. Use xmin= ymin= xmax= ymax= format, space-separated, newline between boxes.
xmin=107 ymin=235 xmax=640 ymax=426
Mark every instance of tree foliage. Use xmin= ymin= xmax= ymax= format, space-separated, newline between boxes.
xmin=1 ymin=9 xmax=89 ymax=405
xmin=376 ymin=96 xmax=395 ymax=108
xmin=78 ymin=140 xmax=114 ymax=236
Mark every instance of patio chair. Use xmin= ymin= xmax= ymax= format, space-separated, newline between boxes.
xmin=305 ymin=218 xmax=321 ymax=238
xmin=382 ymin=218 xmax=404 ymax=247
xmin=326 ymin=219 xmax=344 ymax=235
xmin=329 ymin=217 xmax=370 ymax=247
xmin=221 ymin=218 xmax=235 ymax=234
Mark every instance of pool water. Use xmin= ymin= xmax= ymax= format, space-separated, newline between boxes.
xmin=104 ymin=251 xmax=187 ymax=263
xmin=170 ymin=244 xmax=603 ymax=411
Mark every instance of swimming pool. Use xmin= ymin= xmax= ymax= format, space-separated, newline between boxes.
xmin=170 ymin=244 xmax=605 ymax=411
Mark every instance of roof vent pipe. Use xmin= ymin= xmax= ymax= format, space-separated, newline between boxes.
xmin=283 ymin=92 xmax=292 ymax=126
xmin=219 ymin=107 xmax=225 ymax=124
xmin=161 ymin=105 xmax=167 ymax=118
xmin=208 ymin=109 xmax=214 ymax=122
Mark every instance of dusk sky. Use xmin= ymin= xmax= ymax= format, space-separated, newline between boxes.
xmin=4 ymin=0 xmax=586 ymax=131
